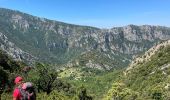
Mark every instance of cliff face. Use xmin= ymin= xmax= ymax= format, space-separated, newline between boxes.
xmin=104 ymin=25 xmax=170 ymax=54
xmin=0 ymin=8 xmax=170 ymax=69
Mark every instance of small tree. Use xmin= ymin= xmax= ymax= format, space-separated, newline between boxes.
xmin=104 ymin=82 xmax=138 ymax=100
xmin=27 ymin=62 xmax=76 ymax=96
xmin=151 ymin=85 xmax=163 ymax=100
xmin=36 ymin=63 xmax=58 ymax=94
xmin=0 ymin=67 xmax=8 ymax=99
xmin=77 ymin=85 xmax=92 ymax=100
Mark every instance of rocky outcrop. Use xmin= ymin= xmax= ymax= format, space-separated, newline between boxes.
xmin=0 ymin=32 xmax=36 ymax=64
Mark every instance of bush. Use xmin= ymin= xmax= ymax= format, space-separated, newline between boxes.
xmin=104 ymin=82 xmax=138 ymax=100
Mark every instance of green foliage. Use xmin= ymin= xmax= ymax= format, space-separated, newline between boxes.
xmin=1 ymin=93 xmax=12 ymax=100
xmin=66 ymin=69 xmax=123 ymax=100
xmin=0 ymin=66 xmax=8 ymax=94
xmin=104 ymin=82 xmax=138 ymax=100
xmin=26 ymin=62 xmax=75 ymax=95
xmin=0 ymin=50 xmax=22 ymax=72
xmin=151 ymin=85 xmax=163 ymax=100
xmin=77 ymin=86 xmax=92 ymax=100
xmin=37 ymin=90 xmax=69 ymax=100
xmin=0 ymin=50 xmax=24 ymax=95
xmin=35 ymin=63 xmax=58 ymax=94
xmin=104 ymin=45 xmax=170 ymax=100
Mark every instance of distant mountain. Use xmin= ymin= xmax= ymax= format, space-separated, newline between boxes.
xmin=0 ymin=8 xmax=170 ymax=70
xmin=104 ymin=40 xmax=170 ymax=99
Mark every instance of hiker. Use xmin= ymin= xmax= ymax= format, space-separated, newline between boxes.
xmin=13 ymin=76 xmax=36 ymax=100
xmin=13 ymin=76 xmax=24 ymax=100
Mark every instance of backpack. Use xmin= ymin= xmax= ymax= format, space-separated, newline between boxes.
xmin=18 ymin=82 xmax=36 ymax=100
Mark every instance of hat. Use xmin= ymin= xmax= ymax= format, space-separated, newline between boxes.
xmin=14 ymin=76 xmax=23 ymax=84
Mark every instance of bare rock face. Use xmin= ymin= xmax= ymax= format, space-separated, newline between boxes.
xmin=11 ymin=14 xmax=29 ymax=31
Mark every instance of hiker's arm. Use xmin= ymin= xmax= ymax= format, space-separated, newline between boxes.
xmin=13 ymin=89 xmax=19 ymax=100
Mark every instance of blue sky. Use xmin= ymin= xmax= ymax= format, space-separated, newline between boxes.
xmin=0 ymin=0 xmax=170 ymax=28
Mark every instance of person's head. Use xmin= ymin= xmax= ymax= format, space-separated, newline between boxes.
xmin=14 ymin=76 xmax=23 ymax=85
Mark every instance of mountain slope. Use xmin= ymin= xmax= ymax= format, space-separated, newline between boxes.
xmin=0 ymin=32 xmax=36 ymax=63
xmin=0 ymin=8 xmax=170 ymax=69
xmin=104 ymin=40 xmax=170 ymax=100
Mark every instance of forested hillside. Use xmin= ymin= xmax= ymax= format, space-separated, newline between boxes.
xmin=104 ymin=40 xmax=170 ymax=100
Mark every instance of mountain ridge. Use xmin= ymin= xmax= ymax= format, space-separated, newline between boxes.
xmin=0 ymin=7 xmax=170 ymax=70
